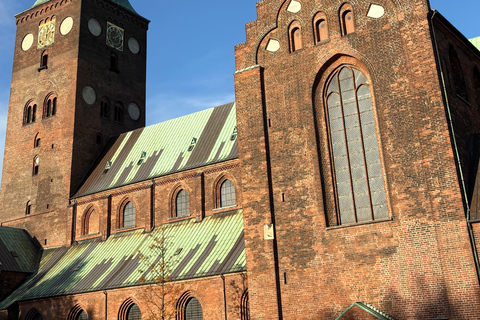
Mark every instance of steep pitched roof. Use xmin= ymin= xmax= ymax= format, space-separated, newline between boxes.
xmin=0 ymin=227 xmax=40 ymax=273
xmin=0 ymin=209 xmax=245 ymax=310
xmin=75 ymin=102 xmax=238 ymax=198
xmin=336 ymin=302 xmax=395 ymax=320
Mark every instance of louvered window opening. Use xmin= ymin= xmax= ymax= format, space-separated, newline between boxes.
xmin=185 ymin=298 xmax=203 ymax=320
xmin=123 ymin=202 xmax=135 ymax=228
xmin=220 ymin=180 xmax=235 ymax=207
xmin=127 ymin=304 xmax=141 ymax=320
xmin=176 ymin=189 xmax=190 ymax=217
xmin=76 ymin=310 xmax=88 ymax=320
xmin=326 ymin=66 xmax=388 ymax=224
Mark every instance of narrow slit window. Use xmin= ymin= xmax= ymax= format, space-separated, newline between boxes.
xmin=40 ymin=50 xmax=48 ymax=69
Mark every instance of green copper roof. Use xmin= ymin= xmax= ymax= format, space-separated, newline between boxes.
xmin=0 ymin=209 xmax=245 ymax=309
xmin=31 ymin=0 xmax=137 ymax=14
xmin=470 ymin=37 xmax=480 ymax=51
xmin=75 ymin=103 xmax=238 ymax=198
xmin=336 ymin=302 xmax=395 ymax=320
xmin=0 ymin=227 xmax=40 ymax=273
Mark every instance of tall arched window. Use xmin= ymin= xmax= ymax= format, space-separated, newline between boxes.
xmin=220 ymin=179 xmax=236 ymax=208
xmin=185 ymin=298 xmax=202 ymax=320
xmin=26 ymin=201 xmax=32 ymax=215
xmin=33 ymin=156 xmax=40 ymax=176
xmin=67 ymin=305 xmax=88 ymax=320
xmin=110 ymin=52 xmax=119 ymax=72
xmin=83 ymin=207 xmax=99 ymax=235
xmin=100 ymin=97 xmax=110 ymax=119
xmin=324 ymin=66 xmax=388 ymax=224
xmin=340 ymin=4 xmax=355 ymax=36
xmin=176 ymin=189 xmax=190 ymax=217
xmin=122 ymin=201 xmax=135 ymax=228
xmin=126 ymin=304 xmax=141 ymax=320
xmin=40 ymin=50 xmax=48 ymax=69
xmin=449 ymin=46 xmax=468 ymax=100
xmin=289 ymin=21 xmax=303 ymax=52
xmin=44 ymin=94 xmax=57 ymax=118
xmin=24 ymin=101 xmax=37 ymax=124
xmin=313 ymin=12 xmax=328 ymax=44
xmin=115 ymin=102 xmax=124 ymax=123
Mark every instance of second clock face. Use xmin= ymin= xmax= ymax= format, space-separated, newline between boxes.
xmin=106 ymin=22 xmax=124 ymax=51
xmin=38 ymin=20 xmax=55 ymax=49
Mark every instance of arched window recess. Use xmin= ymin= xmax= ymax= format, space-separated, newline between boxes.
xmin=288 ymin=21 xmax=303 ymax=53
xmin=39 ymin=50 xmax=48 ymax=71
xmin=313 ymin=12 xmax=329 ymax=44
xmin=321 ymin=64 xmax=388 ymax=225
xmin=340 ymin=3 xmax=355 ymax=36
xmin=44 ymin=93 xmax=57 ymax=118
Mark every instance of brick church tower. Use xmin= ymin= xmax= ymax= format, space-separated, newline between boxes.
xmin=0 ymin=0 xmax=148 ymax=246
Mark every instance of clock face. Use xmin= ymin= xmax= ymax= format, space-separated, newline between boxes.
xmin=38 ymin=20 xmax=55 ymax=49
xmin=106 ymin=22 xmax=124 ymax=51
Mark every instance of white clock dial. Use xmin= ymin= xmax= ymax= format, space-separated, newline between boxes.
xmin=82 ymin=86 xmax=96 ymax=105
xmin=128 ymin=103 xmax=140 ymax=120
xmin=22 ymin=34 xmax=34 ymax=51
xmin=128 ymin=37 xmax=140 ymax=54
xmin=60 ymin=17 xmax=74 ymax=35
xmin=88 ymin=18 xmax=102 ymax=37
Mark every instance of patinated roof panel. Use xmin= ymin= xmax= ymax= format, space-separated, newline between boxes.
xmin=0 ymin=209 xmax=245 ymax=309
xmin=75 ymin=103 xmax=237 ymax=197
xmin=0 ymin=227 xmax=39 ymax=273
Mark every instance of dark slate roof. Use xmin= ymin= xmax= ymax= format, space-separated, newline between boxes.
xmin=74 ymin=102 xmax=238 ymax=198
xmin=31 ymin=0 xmax=138 ymax=13
xmin=0 ymin=227 xmax=40 ymax=273
xmin=0 ymin=209 xmax=245 ymax=309
xmin=336 ymin=302 xmax=395 ymax=320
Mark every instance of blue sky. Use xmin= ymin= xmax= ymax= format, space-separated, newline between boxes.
xmin=0 ymin=0 xmax=478 ymax=183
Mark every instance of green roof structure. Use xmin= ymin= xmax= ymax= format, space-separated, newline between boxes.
xmin=0 ymin=227 xmax=40 ymax=274
xmin=470 ymin=36 xmax=480 ymax=51
xmin=0 ymin=209 xmax=245 ymax=310
xmin=336 ymin=302 xmax=395 ymax=320
xmin=75 ymin=102 xmax=238 ymax=197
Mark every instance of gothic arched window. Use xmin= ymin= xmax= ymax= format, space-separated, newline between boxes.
xmin=115 ymin=102 xmax=124 ymax=123
xmin=185 ymin=298 xmax=202 ymax=320
xmin=100 ymin=97 xmax=110 ymax=119
xmin=44 ymin=93 xmax=57 ymax=118
xmin=24 ymin=101 xmax=37 ymax=124
xmin=122 ymin=201 xmax=135 ymax=228
xmin=126 ymin=304 xmax=141 ymax=320
xmin=325 ymin=66 xmax=388 ymax=224
xmin=449 ymin=46 xmax=468 ymax=100
xmin=220 ymin=179 xmax=236 ymax=208
xmin=76 ymin=310 xmax=88 ymax=320
xmin=176 ymin=189 xmax=190 ymax=217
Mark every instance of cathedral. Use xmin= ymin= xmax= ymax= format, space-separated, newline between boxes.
xmin=1 ymin=0 xmax=480 ymax=319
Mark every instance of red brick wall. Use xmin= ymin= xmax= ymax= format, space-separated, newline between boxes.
xmin=15 ymin=273 xmax=246 ymax=320
xmin=235 ymin=0 xmax=480 ymax=319
xmin=0 ymin=273 xmax=27 ymax=302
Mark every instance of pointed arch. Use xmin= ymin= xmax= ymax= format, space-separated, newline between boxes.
xmin=118 ymin=297 xmax=141 ymax=320
xmin=67 ymin=304 xmax=88 ymax=320
xmin=25 ymin=308 xmax=42 ymax=320
xmin=82 ymin=206 xmax=99 ymax=235
xmin=288 ymin=21 xmax=303 ymax=52
xmin=176 ymin=291 xmax=203 ymax=320
xmin=314 ymin=57 xmax=389 ymax=226
xmin=340 ymin=3 xmax=355 ymax=36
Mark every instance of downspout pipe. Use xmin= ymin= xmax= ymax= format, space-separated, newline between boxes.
xmin=429 ymin=10 xmax=480 ymax=284
xmin=221 ymin=274 xmax=227 ymax=320
xmin=103 ymin=290 xmax=107 ymax=320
